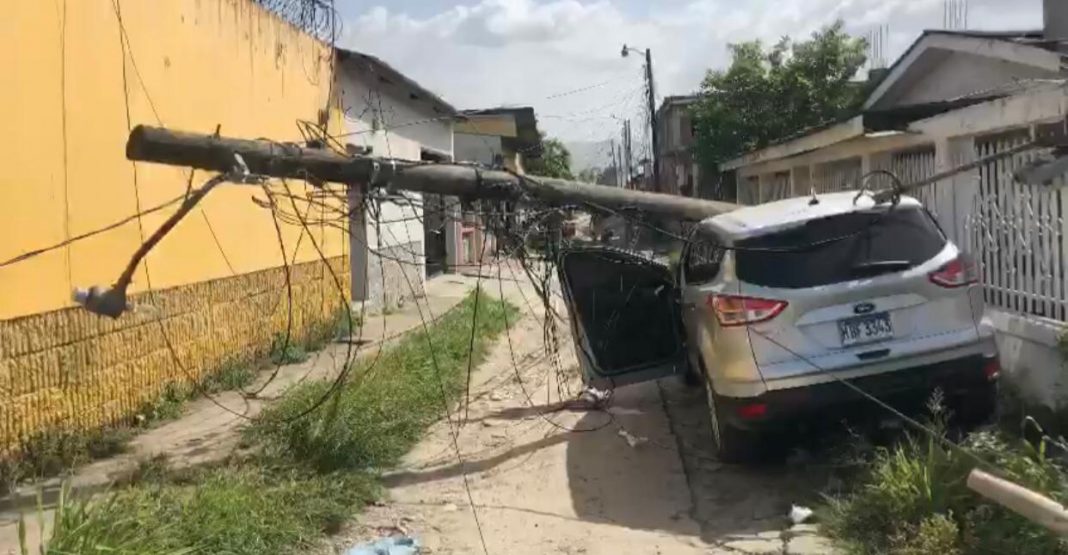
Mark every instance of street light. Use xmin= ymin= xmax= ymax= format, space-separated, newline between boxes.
xmin=620 ymin=44 xmax=660 ymax=192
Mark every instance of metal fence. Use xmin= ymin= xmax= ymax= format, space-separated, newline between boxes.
xmin=968 ymin=130 xmax=1068 ymax=322
xmin=812 ymin=157 xmax=863 ymax=194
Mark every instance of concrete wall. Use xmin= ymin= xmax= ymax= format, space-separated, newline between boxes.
xmin=339 ymin=67 xmax=455 ymax=308
xmin=0 ymin=0 xmax=350 ymax=453
xmin=0 ymin=0 xmax=345 ymax=319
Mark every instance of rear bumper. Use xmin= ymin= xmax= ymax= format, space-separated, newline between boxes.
xmin=718 ymin=354 xmax=998 ymax=431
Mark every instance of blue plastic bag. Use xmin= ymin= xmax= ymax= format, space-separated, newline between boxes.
xmin=344 ymin=536 xmax=421 ymax=555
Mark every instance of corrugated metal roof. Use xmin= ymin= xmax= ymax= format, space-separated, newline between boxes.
xmin=336 ymin=48 xmax=457 ymax=116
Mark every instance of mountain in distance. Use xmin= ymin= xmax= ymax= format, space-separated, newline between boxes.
xmin=565 ymin=140 xmax=615 ymax=174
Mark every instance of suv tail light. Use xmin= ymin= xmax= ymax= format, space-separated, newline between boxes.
xmin=709 ymin=295 xmax=788 ymax=326
xmin=928 ymin=255 xmax=977 ymax=288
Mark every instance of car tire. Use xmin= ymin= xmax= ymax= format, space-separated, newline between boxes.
xmin=706 ymin=385 xmax=764 ymax=463
xmin=681 ymin=350 xmax=703 ymax=388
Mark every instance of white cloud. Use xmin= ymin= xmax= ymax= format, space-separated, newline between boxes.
xmin=341 ymin=0 xmax=1042 ymax=164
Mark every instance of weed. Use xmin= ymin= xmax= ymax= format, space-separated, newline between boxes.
xmin=19 ymin=483 xmax=195 ymax=555
xmin=29 ymin=291 xmax=513 ymax=554
xmin=824 ymin=405 xmax=1068 ymax=554
xmin=201 ymin=360 xmax=256 ymax=394
xmin=37 ymin=462 xmax=376 ymax=554
xmin=333 ymin=307 xmax=362 ymax=339
xmin=250 ymin=291 xmax=517 ymax=472
xmin=139 ymin=382 xmax=192 ymax=423
xmin=130 ymin=454 xmax=172 ymax=484
xmin=270 ymin=332 xmax=310 ymax=365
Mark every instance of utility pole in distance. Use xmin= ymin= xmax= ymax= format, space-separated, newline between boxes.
xmin=615 ymin=139 xmax=623 ymax=187
xmin=623 ymin=120 xmax=633 ymax=189
xmin=622 ymin=44 xmax=660 ymax=193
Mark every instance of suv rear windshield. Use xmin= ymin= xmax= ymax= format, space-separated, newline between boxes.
xmin=734 ymin=206 xmax=946 ymax=289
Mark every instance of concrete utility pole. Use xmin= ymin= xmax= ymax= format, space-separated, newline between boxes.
xmin=623 ymin=120 xmax=633 ymax=189
xmin=610 ymin=140 xmax=620 ymax=187
xmin=125 ymin=126 xmax=737 ymax=221
xmin=622 ymin=44 xmax=660 ymax=193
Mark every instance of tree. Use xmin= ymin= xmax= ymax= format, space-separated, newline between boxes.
xmin=527 ymin=136 xmax=574 ymax=180
xmin=692 ymin=21 xmax=868 ymax=170
xmin=577 ymin=167 xmax=601 ymax=183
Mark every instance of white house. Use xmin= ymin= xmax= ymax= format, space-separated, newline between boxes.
xmin=721 ymin=2 xmax=1068 ymax=410
xmin=335 ymin=48 xmax=461 ymax=309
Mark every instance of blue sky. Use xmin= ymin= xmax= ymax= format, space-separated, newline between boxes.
xmin=336 ymin=0 xmax=1042 ymax=167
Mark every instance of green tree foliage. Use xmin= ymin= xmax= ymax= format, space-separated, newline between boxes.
xmin=692 ymin=21 xmax=868 ymax=168
xmin=527 ymin=136 xmax=574 ymax=179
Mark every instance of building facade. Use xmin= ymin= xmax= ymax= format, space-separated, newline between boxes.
xmin=655 ymin=95 xmax=701 ymax=197
xmin=335 ymin=49 xmax=459 ymax=304
xmin=453 ymin=107 xmax=543 ymax=267
xmin=720 ymin=12 xmax=1068 ymax=410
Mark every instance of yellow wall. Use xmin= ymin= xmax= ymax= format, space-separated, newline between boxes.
xmin=0 ymin=0 xmax=352 ymax=454
xmin=0 ymin=0 xmax=347 ymax=320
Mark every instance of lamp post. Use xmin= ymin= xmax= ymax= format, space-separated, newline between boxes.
xmin=622 ymin=44 xmax=660 ymax=192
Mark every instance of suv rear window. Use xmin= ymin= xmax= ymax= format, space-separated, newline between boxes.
xmin=734 ymin=206 xmax=946 ymax=289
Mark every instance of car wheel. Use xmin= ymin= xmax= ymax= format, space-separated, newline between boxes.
xmin=706 ymin=385 xmax=762 ymax=463
xmin=681 ymin=350 xmax=703 ymax=388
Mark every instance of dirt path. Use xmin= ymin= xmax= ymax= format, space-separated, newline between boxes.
xmin=316 ymin=275 xmax=841 ymax=555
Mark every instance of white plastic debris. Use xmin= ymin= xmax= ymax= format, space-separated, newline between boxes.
xmin=789 ymin=504 xmax=814 ymax=525
xmin=579 ymin=387 xmax=610 ymax=407
xmin=617 ymin=428 xmax=648 ymax=448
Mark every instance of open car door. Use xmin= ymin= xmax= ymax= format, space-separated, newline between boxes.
xmin=558 ymin=247 xmax=687 ymax=389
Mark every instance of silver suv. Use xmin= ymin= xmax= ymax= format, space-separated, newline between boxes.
xmin=559 ymin=192 xmax=1000 ymax=462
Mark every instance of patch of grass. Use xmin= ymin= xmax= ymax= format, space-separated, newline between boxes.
xmin=251 ymin=291 xmax=517 ymax=471
xmin=1 ymin=427 xmax=135 ymax=491
xmin=36 ymin=291 xmax=514 ymax=554
xmin=24 ymin=464 xmax=375 ymax=555
xmin=823 ymin=401 xmax=1068 ymax=554
xmin=19 ymin=483 xmax=195 ymax=555
xmin=270 ymin=332 xmax=311 ymax=365
xmin=201 ymin=360 xmax=257 ymax=394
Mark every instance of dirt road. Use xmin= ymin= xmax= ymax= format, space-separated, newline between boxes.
xmin=315 ymin=274 xmax=841 ymax=555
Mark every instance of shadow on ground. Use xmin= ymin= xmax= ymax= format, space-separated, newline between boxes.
xmin=566 ymin=378 xmax=835 ymax=544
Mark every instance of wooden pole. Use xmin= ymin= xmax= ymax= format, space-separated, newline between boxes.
xmin=967 ymin=469 xmax=1068 ymax=535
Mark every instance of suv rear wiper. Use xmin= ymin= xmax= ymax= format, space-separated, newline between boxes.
xmin=850 ymin=260 xmax=912 ymax=277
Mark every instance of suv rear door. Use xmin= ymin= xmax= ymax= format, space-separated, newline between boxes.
xmin=557 ymin=247 xmax=687 ymax=388
xmin=729 ymin=205 xmax=981 ymax=383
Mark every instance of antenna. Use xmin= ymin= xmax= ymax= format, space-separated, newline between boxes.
xmin=867 ymin=24 xmax=890 ymax=69
xmin=944 ymin=0 xmax=969 ymax=30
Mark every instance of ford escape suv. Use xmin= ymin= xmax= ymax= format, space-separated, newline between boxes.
xmin=558 ymin=192 xmax=999 ymax=462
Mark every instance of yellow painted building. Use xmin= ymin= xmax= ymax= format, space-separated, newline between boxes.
xmin=0 ymin=0 xmax=349 ymax=454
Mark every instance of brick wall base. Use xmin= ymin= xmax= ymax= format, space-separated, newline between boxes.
xmin=0 ymin=257 xmax=349 ymax=455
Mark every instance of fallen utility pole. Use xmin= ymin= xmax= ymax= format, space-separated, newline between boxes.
xmin=968 ymin=469 xmax=1068 ymax=536
xmin=126 ymin=126 xmax=737 ymax=221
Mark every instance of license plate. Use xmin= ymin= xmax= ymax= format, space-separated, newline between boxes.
xmin=838 ymin=312 xmax=893 ymax=346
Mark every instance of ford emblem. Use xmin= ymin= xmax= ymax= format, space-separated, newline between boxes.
xmin=854 ymin=302 xmax=876 ymax=314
